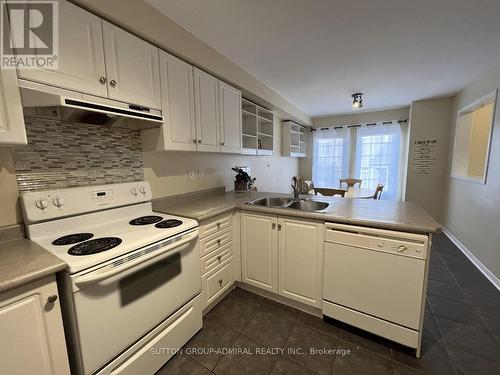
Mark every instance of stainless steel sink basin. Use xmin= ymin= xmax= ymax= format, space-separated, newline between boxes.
xmin=246 ymin=197 xmax=329 ymax=212
xmin=286 ymin=200 xmax=329 ymax=211
xmin=248 ymin=197 xmax=294 ymax=207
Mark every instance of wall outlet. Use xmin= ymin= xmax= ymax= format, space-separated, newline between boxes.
xmin=188 ymin=170 xmax=196 ymax=181
xmin=198 ymin=169 xmax=204 ymax=179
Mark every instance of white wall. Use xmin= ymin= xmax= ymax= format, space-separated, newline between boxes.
xmin=144 ymin=116 xmax=298 ymax=198
xmin=405 ymin=98 xmax=453 ymax=221
xmin=299 ymin=107 xmax=410 ymax=180
xmin=442 ymin=60 xmax=500 ymax=281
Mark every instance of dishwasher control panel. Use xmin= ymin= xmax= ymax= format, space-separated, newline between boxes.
xmin=325 ymin=222 xmax=428 ymax=260
xmin=369 ymin=238 xmax=426 ymax=259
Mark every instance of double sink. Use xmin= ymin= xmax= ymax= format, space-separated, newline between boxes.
xmin=246 ymin=197 xmax=330 ymax=212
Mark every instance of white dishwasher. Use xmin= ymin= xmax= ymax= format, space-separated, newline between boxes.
xmin=322 ymin=222 xmax=430 ymax=357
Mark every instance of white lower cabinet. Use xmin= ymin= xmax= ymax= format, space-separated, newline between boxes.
xmin=240 ymin=211 xmax=324 ymax=307
xmin=0 ymin=275 xmax=70 ymax=375
xmin=203 ymin=258 xmax=233 ymax=307
xmin=241 ymin=212 xmax=278 ymax=293
xmin=199 ymin=213 xmax=236 ymax=310
xmin=278 ymin=217 xmax=324 ymax=308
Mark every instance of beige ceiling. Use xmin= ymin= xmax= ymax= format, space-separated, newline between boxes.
xmin=145 ymin=0 xmax=500 ymax=117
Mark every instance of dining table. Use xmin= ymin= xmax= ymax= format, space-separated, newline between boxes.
xmin=343 ymin=186 xmax=375 ymax=199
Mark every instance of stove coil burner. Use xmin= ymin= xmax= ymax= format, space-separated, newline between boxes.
xmin=129 ymin=215 xmax=163 ymax=225
xmin=52 ymin=233 xmax=94 ymax=246
xmin=68 ymin=237 xmax=122 ymax=256
xmin=155 ymin=219 xmax=183 ymax=229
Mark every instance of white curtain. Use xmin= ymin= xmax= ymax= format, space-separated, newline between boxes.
xmin=312 ymin=127 xmax=350 ymax=188
xmin=354 ymin=122 xmax=402 ymax=200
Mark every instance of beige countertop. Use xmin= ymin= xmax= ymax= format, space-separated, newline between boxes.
xmin=153 ymin=191 xmax=442 ymax=234
xmin=0 ymin=238 xmax=67 ymax=293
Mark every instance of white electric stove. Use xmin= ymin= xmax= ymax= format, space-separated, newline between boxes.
xmin=21 ymin=182 xmax=203 ymax=375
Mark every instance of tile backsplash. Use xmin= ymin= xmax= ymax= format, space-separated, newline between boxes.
xmin=14 ymin=117 xmax=144 ymax=192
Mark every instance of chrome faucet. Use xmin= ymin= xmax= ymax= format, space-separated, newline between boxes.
xmin=291 ymin=184 xmax=303 ymax=199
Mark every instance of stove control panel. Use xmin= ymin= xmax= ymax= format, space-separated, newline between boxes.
xmin=21 ymin=181 xmax=153 ymax=224
xmin=89 ymin=189 xmax=114 ymax=203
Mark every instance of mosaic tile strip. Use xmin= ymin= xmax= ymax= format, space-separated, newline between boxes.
xmin=13 ymin=117 xmax=144 ymax=192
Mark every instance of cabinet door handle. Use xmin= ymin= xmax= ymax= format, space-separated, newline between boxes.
xmin=217 ymin=239 xmax=221 ymax=245
xmin=197 ymin=139 xmax=202 ymax=144
xmin=216 ymin=222 xmax=221 ymax=228
xmin=217 ymin=255 xmax=222 ymax=262
xmin=221 ymin=142 xmax=225 ymax=146
xmin=99 ymin=76 xmax=107 ymax=84
xmin=272 ymin=223 xmax=276 ymax=229
xmin=110 ymin=79 xmax=117 ymax=87
xmin=47 ymin=295 xmax=58 ymax=304
xmin=277 ymin=224 xmax=282 ymax=231
xmin=218 ymin=279 xmax=223 ymax=286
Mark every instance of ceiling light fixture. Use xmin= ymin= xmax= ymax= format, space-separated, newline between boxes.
xmin=351 ymin=92 xmax=363 ymax=109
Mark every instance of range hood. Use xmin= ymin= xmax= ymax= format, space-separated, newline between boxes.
xmin=18 ymin=80 xmax=164 ymax=129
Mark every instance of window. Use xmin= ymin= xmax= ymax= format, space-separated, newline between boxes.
xmin=355 ymin=124 xmax=402 ymax=200
xmin=451 ymin=90 xmax=496 ymax=184
xmin=312 ymin=122 xmax=403 ymax=200
xmin=312 ymin=127 xmax=350 ymax=187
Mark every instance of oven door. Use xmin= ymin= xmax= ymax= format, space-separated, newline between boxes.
xmin=70 ymin=229 xmax=200 ymax=375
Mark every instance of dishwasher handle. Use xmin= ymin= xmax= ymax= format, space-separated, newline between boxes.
xmin=74 ymin=230 xmax=198 ymax=287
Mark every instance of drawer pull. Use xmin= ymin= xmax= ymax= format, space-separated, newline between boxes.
xmin=217 ymin=239 xmax=221 ymax=245
xmin=218 ymin=279 xmax=223 ymax=286
xmin=217 ymin=255 xmax=222 ymax=263
xmin=216 ymin=222 xmax=221 ymax=228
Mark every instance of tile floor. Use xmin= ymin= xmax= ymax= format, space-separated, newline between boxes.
xmin=157 ymin=233 xmax=500 ymax=374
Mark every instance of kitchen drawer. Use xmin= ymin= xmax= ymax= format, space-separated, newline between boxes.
xmin=199 ymin=228 xmax=232 ymax=257
xmin=200 ymin=243 xmax=232 ymax=276
xmin=202 ymin=258 xmax=233 ymax=308
xmin=199 ymin=213 xmax=232 ymax=238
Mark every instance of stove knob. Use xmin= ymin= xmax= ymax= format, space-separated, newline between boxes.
xmin=52 ymin=196 xmax=64 ymax=208
xmin=139 ymin=186 xmax=146 ymax=195
xmin=35 ymin=198 xmax=48 ymax=210
xmin=131 ymin=187 xmax=138 ymax=196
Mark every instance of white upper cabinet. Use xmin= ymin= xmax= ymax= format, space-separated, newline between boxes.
xmin=194 ymin=68 xmax=220 ymax=152
xmin=0 ymin=58 xmax=27 ymax=145
xmin=17 ymin=1 xmax=107 ymax=97
xmin=218 ymin=81 xmax=242 ymax=153
xmin=149 ymin=51 xmax=197 ymax=151
xmin=102 ymin=21 xmax=161 ymax=109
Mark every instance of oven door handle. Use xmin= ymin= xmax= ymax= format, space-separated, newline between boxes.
xmin=74 ymin=230 xmax=198 ymax=287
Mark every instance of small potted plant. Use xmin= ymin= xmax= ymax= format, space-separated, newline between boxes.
xmin=232 ymin=167 xmax=256 ymax=192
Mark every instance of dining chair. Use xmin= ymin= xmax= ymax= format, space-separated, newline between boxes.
xmin=373 ymin=184 xmax=384 ymax=200
xmin=313 ymin=187 xmax=346 ymax=197
xmin=340 ymin=178 xmax=362 ymax=188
